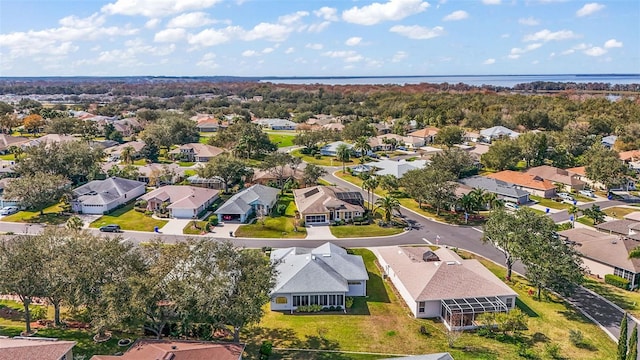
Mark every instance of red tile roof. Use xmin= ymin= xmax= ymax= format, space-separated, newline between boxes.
xmin=91 ymin=340 xmax=245 ymax=360
xmin=486 ymin=170 xmax=556 ymax=191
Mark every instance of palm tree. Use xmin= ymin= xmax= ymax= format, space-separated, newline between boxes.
xmin=121 ymin=145 xmax=135 ymax=165
xmin=375 ymin=195 xmax=401 ymax=222
xmin=568 ymin=205 xmax=581 ymax=228
xmin=469 ymin=188 xmax=487 ymax=213
xmin=363 ymin=177 xmax=379 ymax=212
xmin=354 ymin=136 xmax=372 ymax=159
xmin=483 ymin=192 xmax=502 ymax=211
xmin=336 ymin=143 xmax=352 ymax=173
xmin=457 ymin=194 xmax=476 ymax=218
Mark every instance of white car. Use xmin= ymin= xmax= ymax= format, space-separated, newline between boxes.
xmin=504 ymin=202 xmax=519 ymax=211
xmin=558 ymin=193 xmax=574 ymax=201
xmin=579 ymin=189 xmax=595 ymax=198
xmin=0 ymin=206 xmax=19 ymax=215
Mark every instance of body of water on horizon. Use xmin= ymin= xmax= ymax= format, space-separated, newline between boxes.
xmin=261 ymin=74 xmax=640 ymax=87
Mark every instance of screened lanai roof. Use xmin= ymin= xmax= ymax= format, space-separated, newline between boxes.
xmin=441 ymin=296 xmax=507 ymax=315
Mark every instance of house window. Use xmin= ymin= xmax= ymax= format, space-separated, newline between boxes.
xmin=505 ymin=298 xmax=513 ymax=308
xmin=293 ymin=296 xmax=300 ymax=307
xmin=336 ymin=295 xmax=344 ymax=306
xmin=347 ymin=281 xmax=361 ymax=285
xmin=310 ymin=295 xmax=319 ymax=305
xmin=418 ymin=301 xmax=425 ymax=313
xmin=343 ymin=212 xmax=352 ymax=220
xmin=320 ymin=295 xmax=328 ymax=306
xmin=275 ymin=297 xmax=287 ymax=304
xmin=329 ymin=295 xmax=336 ymax=306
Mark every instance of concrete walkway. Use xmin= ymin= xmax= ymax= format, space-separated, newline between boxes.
xmin=305 ymin=224 xmax=336 ymax=240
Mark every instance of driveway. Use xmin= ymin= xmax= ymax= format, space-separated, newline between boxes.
xmin=159 ymin=218 xmax=192 ymax=235
xmin=305 ymin=224 xmax=336 ymax=240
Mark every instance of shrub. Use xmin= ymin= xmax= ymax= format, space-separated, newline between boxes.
xmin=544 ymin=343 xmax=562 ymax=359
xmin=605 ymin=274 xmax=630 ymax=289
xmin=277 ymin=204 xmax=287 ymax=215
xmin=30 ymin=306 xmax=47 ymax=321
xmin=208 ymin=214 xmax=218 ymax=226
xmin=335 ymin=305 xmax=342 ymax=311
xmin=345 ymin=297 xmax=354 ymax=309
xmin=569 ymin=329 xmax=584 ymax=347
xmin=314 ymin=155 xmax=322 ymax=160
xmin=144 ymin=210 xmax=153 ymax=216
xmin=259 ymin=341 xmax=272 ymax=360
xmin=328 ymin=306 xmax=336 ymax=311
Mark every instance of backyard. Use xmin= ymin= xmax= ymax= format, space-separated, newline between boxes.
xmin=90 ymin=203 xmax=168 ymax=232
xmin=234 ymin=194 xmax=306 ymax=239
xmin=267 ymin=132 xmax=296 ymax=148
xmin=248 ymin=249 xmax=617 ymax=359
xmin=1 ymin=202 xmax=70 ymax=225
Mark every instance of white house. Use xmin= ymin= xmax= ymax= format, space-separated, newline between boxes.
xmin=254 ymin=118 xmax=297 ymax=130
xmin=376 ymin=246 xmax=517 ymax=330
xmin=479 ymin=126 xmax=520 ymax=143
xmin=320 ymin=141 xmax=354 ymax=157
xmin=365 ymin=159 xmax=429 ymax=179
xmin=141 ymin=185 xmax=219 ymax=219
xmin=269 ymin=242 xmax=369 ymax=311
xmin=71 ymin=177 xmax=146 ymax=215
xmin=215 ymin=184 xmax=279 ymax=223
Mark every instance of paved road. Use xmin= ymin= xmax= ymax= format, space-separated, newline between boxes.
xmin=549 ymin=200 xmax=625 ymax=223
xmin=0 ymin=170 xmax=632 ymax=341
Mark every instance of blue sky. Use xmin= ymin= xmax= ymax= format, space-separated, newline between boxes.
xmin=0 ymin=0 xmax=638 ymax=77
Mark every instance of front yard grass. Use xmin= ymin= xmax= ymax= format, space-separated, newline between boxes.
xmin=1 ymin=202 xmax=70 ymax=225
xmin=90 ymin=203 xmax=168 ymax=232
xmin=234 ymin=194 xmax=306 ymax=239
xmin=329 ymin=224 xmax=404 ymax=238
xmin=183 ymin=220 xmax=210 ymax=235
xmin=267 ymin=133 xmax=296 ymax=148
xmin=291 ymin=149 xmax=354 ymax=167
xmin=249 ymin=248 xmax=616 ymax=359
xmin=530 ymin=195 xmax=571 ymax=210
xmin=576 ymin=216 xmax=595 ymax=227
xmin=603 ymin=206 xmax=639 ymax=219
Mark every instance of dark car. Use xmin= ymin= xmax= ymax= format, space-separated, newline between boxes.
xmin=99 ymin=224 xmax=122 ymax=232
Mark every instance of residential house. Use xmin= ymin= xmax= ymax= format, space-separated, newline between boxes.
xmin=269 ymin=242 xmax=369 ymax=311
xmin=252 ymin=167 xmax=304 ymax=186
xmin=602 ymin=135 xmax=618 ymax=149
xmin=293 ymin=186 xmax=364 ymax=225
xmin=365 ymin=159 xmax=429 ymax=179
xmin=71 ymin=177 xmax=146 ymax=215
xmin=197 ymin=118 xmax=229 ymax=132
xmin=566 ymin=166 xmax=606 ymax=190
xmin=373 ymin=122 xmax=392 ymax=135
xmin=479 ymin=126 xmax=520 ymax=143
xmin=141 ymin=185 xmax=219 ymax=219
xmin=559 ymin=228 xmax=640 ymax=289
xmin=320 ymin=141 xmax=354 ymax=157
xmin=0 ymin=178 xmax=18 ymax=208
xmin=486 ymin=170 xmax=557 ymax=198
xmin=113 ymin=117 xmax=141 ymax=136
xmin=169 ymin=143 xmax=225 ymax=163
xmin=322 ymin=123 xmax=345 ymax=132
xmin=254 ymin=118 xmax=297 ymax=130
xmin=186 ymin=174 xmax=225 ymax=190
xmin=369 ymin=134 xmax=425 ymax=151
xmin=90 ymin=339 xmax=245 ymax=360
xmin=0 ymin=134 xmax=29 ymax=154
xmin=137 ymin=163 xmax=184 ymax=185
xmin=524 ymin=165 xmax=586 ymax=192
xmin=408 ymin=127 xmax=440 ymax=144
xmin=0 ymin=337 xmax=76 ymax=360
xmin=459 ymin=176 xmax=530 ymax=204
xmin=215 ymin=184 xmax=279 ymax=223
xmin=463 ymin=131 xmax=480 ymax=143
xmin=376 ymin=246 xmax=518 ymax=330
xmin=105 ymin=141 xmax=146 ymax=161
xmin=22 ymin=134 xmax=78 ymax=148
xmin=619 ymin=149 xmax=640 ymax=173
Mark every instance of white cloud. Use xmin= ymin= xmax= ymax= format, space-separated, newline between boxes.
xmin=285 ymin=47 xmax=295 ymax=54
xmin=308 ymin=21 xmax=331 ymax=33
xmin=145 ymin=18 xmax=161 ymax=29
xmin=345 ymin=37 xmax=362 ymax=46
xmin=509 ymin=43 xmax=542 ymax=59
xmin=102 ymin=0 xmax=223 ymax=17
xmin=576 ymin=3 xmax=604 ymax=17
xmin=188 ymin=27 xmax=235 ymax=47
xmin=523 ymin=29 xmax=578 ymax=42
xmin=483 ymin=58 xmax=496 ymax=65
xmin=243 ymin=23 xmax=291 ymax=42
xmin=279 ymin=11 xmax=309 ymax=25
xmin=242 ymin=50 xmax=258 ymax=57
xmin=154 ymin=28 xmax=186 ymax=42
xmin=197 ymin=52 xmax=218 ymax=68
xmin=604 ymin=39 xmax=623 ymax=48
xmin=389 ymin=25 xmax=445 ymax=39
xmin=262 ymin=47 xmax=274 ymax=54
xmin=345 ymin=55 xmax=364 ymax=62
xmin=306 ymin=43 xmax=323 ymax=50
xmin=392 ymin=51 xmax=408 ymax=62
xmin=482 ymin=0 xmax=501 ymax=4
xmin=518 ymin=17 xmax=539 ymax=26
xmin=167 ymin=12 xmax=215 ymax=28
xmin=584 ymin=46 xmax=606 ymax=56
xmin=501 ymin=33 xmax=510 ymax=38
xmin=342 ymin=0 xmax=430 ymax=26
xmin=323 ymin=50 xmax=360 ymax=59
xmin=443 ymin=10 xmax=468 ymax=21
xmin=561 ymin=43 xmax=588 ymax=55
xmin=314 ymin=6 xmax=338 ymax=21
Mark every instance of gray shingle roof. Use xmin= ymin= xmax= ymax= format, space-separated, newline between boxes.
xmin=73 ymin=177 xmax=145 ymax=206
xmin=215 ymin=184 xmax=279 ymax=216
xmin=271 ymin=242 xmax=369 ymax=294
xmin=459 ymin=176 xmax=529 ymax=199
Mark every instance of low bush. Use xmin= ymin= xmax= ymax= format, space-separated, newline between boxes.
xmin=296 ymin=304 xmax=323 ymax=313
xmin=208 ymin=214 xmax=218 ymax=226
xmin=345 ymin=297 xmax=354 ymax=309
xmin=569 ymin=329 xmax=584 ymax=347
xmin=605 ymin=274 xmax=630 ymax=290
xmin=276 ymin=204 xmax=287 ymax=215
xmin=30 ymin=306 xmax=47 ymax=321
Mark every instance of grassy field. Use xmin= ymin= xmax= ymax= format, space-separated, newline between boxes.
xmin=235 ymin=194 xmax=306 ymax=239
xmin=603 ymin=207 xmax=639 ymax=219
xmin=329 ymin=224 xmax=404 ymax=238
xmin=530 ymin=195 xmax=571 ymax=210
xmin=582 ymin=278 xmax=640 ymax=319
xmin=1 ymin=202 xmax=70 ymax=225
xmin=291 ymin=149 xmax=354 ymax=167
xmin=250 ymin=249 xmax=616 ymax=359
xmin=267 ymin=133 xmax=296 ymax=148
xmin=183 ymin=220 xmax=210 ymax=235
xmin=90 ymin=203 xmax=168 ymax=232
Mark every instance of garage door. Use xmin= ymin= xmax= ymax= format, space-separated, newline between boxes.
xmin=305 ymin=215 xmax=327 ymax=224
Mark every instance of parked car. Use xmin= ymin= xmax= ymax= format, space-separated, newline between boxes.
xmin=558 ymin=193 xmax=574 ymax=201
xmin=505 ymin=202 xmax=519 ymax=211
xmin=0 ymin=206 xmax=18 ymax=215
xmin=579 ymin=189 xmax=595 ymax=198
xmin=99 ymin=224 xmax=122 ymax=232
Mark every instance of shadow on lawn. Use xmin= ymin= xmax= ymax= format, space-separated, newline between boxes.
xmin=366 ymin=272 xmax=390 ymax=304
xmin=516 ymin=298 xmax=539 ymax=318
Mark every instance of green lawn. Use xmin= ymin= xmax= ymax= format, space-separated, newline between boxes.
xmin=0 ymin=153 xmax=16 ymax=160
xmin=603 ymin=207 xmax=639 ymax=219
xmin=234 ymin=194 xmax=306 ymax=239
xmin=251 ymin=248 xmax=616 ymax=359
xmin=267 ymin=133 xmax=296 ymax=148
xmin=199 ymin=134 xmax=212 ymax=144
xmin=291 ymin=149 xmax=354 ymax=167
xmin=576 ymin=216 xmax=595 ymax=227
xmin=178 ymin=161 xmax=195 ymax=167
xmin=330 ymin=224 xmax=404 ymax=238
xmin=183 ymin=220 xmax=210 ymax=235
xmin=530 ymin=195 xmax=571 ymax=210
xmin=90 ymin=204 xmax=168 ymax=232
xmin=573 ymin=194 xmax=595 ymax=203
xmin=1 ymin=203 xmax=70 ymax=225
xmin=582 ymin=278 xmax=640 ymax=319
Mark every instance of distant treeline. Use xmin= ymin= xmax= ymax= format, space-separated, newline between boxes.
xmin=512 ymin=81 xmax=640 ymax=92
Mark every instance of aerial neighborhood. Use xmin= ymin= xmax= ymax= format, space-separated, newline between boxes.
xmin=0 ymin=79 xmax=639 ymax=360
